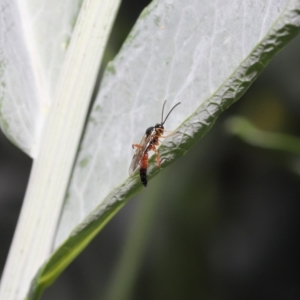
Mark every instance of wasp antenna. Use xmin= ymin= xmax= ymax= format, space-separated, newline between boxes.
xmin=161 ymin=100 xmax=167 ymax=123
xmin=162 ymin=102 xmax=181 ymax=125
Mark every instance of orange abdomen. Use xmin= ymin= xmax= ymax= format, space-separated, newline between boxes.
xmin=140 ymin=153 xmax=149 ymax=187
xmin=140 ymin=153 xmax=148 ymax=169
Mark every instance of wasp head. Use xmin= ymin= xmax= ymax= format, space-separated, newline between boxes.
xmin=154 ymin=123 xmax=164 ymax=129
xmin=154 ymin=123 xmax=164 ymax=135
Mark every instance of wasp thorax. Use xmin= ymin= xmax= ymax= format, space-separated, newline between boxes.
xmin=145 ymin=126 xmax=154 ymax=137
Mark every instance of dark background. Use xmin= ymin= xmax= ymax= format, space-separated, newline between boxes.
xmin=1 ymin=1 xmax=300 ymax=299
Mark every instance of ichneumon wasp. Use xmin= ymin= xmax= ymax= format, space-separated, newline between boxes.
xmin=129 ymin=100 xmax=181 ymax=186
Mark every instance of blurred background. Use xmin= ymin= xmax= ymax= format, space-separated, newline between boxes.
xmin=1 ymin=0 xmax=300 ymax=299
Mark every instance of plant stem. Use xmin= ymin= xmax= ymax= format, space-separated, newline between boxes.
xmin=0 ymin=1 xmax=121 ymax=299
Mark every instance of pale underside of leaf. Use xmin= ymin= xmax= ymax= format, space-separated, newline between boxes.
xmin=55 ymin=0 xmax=298 ymax=246
xmin=0 ymin=0 xmax=81 ymax=156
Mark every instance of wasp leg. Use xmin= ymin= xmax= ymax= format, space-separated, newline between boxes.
xmin=160 ymin=131 xmax=178 ymax=139
xmin=153 ymin=147 xmax=161 ymax=167
xmin=132 ymin=143 xmax=143 ymax=149
xmin=147 ymin=145 xmax=161 ymax=167
xmin=160 ymin=157 xmax=167 ymax=164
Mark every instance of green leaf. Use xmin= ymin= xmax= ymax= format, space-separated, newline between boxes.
xmin=226 ymin=116 xmax=300 ymax=155
xmin=28 ymin=0 xmax=300 ymax=298
xmin=55 ymin=0 xmax=300 ymax=246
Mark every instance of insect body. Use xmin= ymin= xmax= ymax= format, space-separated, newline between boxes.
xmin=139 ymin=152 xmax=148 ymax=186
xmin=129 ymin=101 xmax=181 ymax=186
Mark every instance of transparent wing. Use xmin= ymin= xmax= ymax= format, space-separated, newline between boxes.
xmin=129 ymin=134 xmax=152 ymax=175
